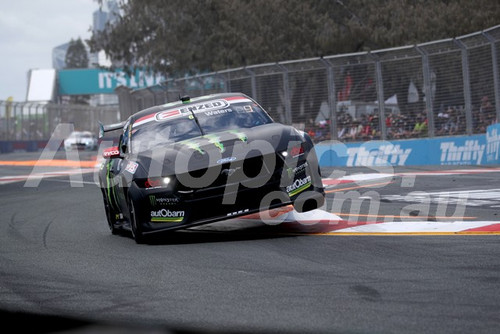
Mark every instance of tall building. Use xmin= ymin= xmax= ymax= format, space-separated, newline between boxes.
xmin=52 ymin=42 xmax=70 ymax=70
xmin=48 ymin=1 xmax=120 ymax=106
xmin=93 ymin=7 xmax=108 ymax=33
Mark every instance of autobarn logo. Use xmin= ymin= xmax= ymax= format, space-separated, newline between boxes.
xmin=286 ymin=175 xmax=311 ymax=196
xmin=151 ymin=209 xmax=185 ymax=219
xmin=179 ymin=100 xmax=229 ymax=114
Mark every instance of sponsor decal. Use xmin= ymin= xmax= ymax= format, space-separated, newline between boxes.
xmin=150 ymin=209 xmax=185 ymax=222
xmin=286 ymin=175 xmax=312 ymax=197
xmin=102 ymin=149 xmax=120 ymax=158
xmin=217 ymin=157 xmax=237 ymax=164
xmin=125 ymin=161 xmax=138 ymax=174
xmin=226 ymin=208 xmax=250 ymax=217
xmin=346 ymin=144 xmax=412 ymax=166
xmin=206 ymin=134 xmax=225 ymax=153
xmin=486 ymin=127 xmax=500 ymax=163
xmin=440 ymin=140 xmax=485 ymax=165
xmin=179 ymin=100 xmax=229 ymax=114
xmin=149 ymin=195 xmax=180 ymax=206
xmin=204 ymin=108 xmax=232 ymax=116
xmin=228 ymin=130 xmax=248 ymax=142
xmin=155 ymin=109 xmax=183 ymax=121
xmin=287 ymin=162 xmax=308 ymax=178
xmin=183 ymin=141 xmax=205 ymax=154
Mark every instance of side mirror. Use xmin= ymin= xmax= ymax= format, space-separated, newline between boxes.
xmin=102 ymin=146 xmax=121 ymax=159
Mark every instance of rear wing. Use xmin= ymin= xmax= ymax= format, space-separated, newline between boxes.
xmin=98 ymin=121 xmax=126 ymax=139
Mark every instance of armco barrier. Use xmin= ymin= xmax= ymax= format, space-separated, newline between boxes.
xmin=316 ymin=123 xmax=500 ymax=167
xmin=0 ymin=140 xmax=50 ymax=153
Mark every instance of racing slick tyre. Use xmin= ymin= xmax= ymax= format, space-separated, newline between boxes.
xmin=101 ymin=189 xmax=118 ymax=235
xmin=129 ymin=200 xmax=146 ymax=244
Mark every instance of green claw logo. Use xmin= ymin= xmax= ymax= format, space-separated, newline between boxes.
xmin=184 ymin=141 xmax=204 ymax=154
xmin=206 ymin=134 xmax=225 ymax=153
xmin=229 ymin=130 xmax=247 ymax=143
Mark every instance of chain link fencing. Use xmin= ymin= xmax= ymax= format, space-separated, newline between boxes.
xmin=0 ymin=101 xmax=119 ymax=151
xmin=117 ymin=25 xmax=500 ymax=143
xmin=1 ymin=26 xmax=498 ymax=147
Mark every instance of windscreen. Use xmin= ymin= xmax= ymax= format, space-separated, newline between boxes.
xmin=130 ymin=99 xmax=273 ymax=153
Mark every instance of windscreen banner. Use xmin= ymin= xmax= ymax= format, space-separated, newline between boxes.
xmin=316 ymin=123 xmax=500 ymax=167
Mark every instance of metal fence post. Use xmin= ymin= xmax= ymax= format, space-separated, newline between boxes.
xmin=454 ymin=38 xmax=473 ymax=135
xmin=276 ymin=63 xmax=292 ymax=125
xmin=370 ymin=54 xmax=387 ymax=140
xmin=320 ymin=58 xmax=338 ymax=140
xmin=483 ymin=30 xmax=500 ymax=122
xmin=416 ymin=45 xmax=435 ymax=137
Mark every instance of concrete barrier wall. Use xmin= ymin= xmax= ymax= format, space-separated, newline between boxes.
xmin=316 ymin=123 xmax=500 ymax=167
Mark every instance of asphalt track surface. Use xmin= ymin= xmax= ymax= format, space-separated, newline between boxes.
xmin=1 ymin=151 xmax=500 ymax=333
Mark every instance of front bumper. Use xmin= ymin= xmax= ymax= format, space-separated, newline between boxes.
xmin=129 ymin=160 xmax=324 ymax=234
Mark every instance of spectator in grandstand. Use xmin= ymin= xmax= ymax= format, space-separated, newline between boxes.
xmin=411 ymin=112 xmax=428 ymax=137
xmin=447 ymin=107 xmax=459 ymax=135
xmin=480 ymin=96 xmax=496 ymax=127
xmin=337 ymin=111 xmax=352 ymax=139
xmin=391 ymin=114 xmax=411 ymax=139
xmin=342 ymin=118 xmax=363 ymax=141
xmin=385 ymin=112 xmax=393 ymax=137
xmin=436 ymin=109 xmax=450 ymax=135
xmin=360 ymin=116 xmax=372 ymax=140
xmin=480 ymin=96 xmax=493 ymax=115
xmin=369 ymin=114 xmax=381 ymax=139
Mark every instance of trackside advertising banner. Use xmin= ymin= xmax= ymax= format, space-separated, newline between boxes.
xmin=316 ymin=123 xmax=500 ymax=167
xmin=58 ymin=68 xmax=164 ymax=95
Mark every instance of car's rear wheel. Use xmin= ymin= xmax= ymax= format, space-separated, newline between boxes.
xmin=129 ymin=200 xmax=146 ymax=244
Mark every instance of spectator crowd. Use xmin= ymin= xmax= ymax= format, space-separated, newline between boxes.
xmin=305 ymin=95 xmax=497 ymax=143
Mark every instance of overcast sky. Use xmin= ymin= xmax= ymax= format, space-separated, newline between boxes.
xmin=0 ymin=0 xmax=99 ymax=101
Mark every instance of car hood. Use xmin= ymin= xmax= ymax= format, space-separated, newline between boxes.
xmin=131 ymin=123 xmax=304 ymax=178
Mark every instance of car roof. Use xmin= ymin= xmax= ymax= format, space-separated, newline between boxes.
xmin=129 ymin=92 xmax=254 ymax=123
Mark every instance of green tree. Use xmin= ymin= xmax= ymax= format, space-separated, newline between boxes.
xmin=89 ymin=0 xmax=500 ymax=77
xmin=65 ymin=38 xmax=90 ymax=104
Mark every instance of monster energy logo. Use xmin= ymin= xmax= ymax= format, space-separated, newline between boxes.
xmin=206 ymin=134 xmax=225 ymax=153
xmin=228 ymin=130 xmax=248 ymax=143
xmin=149 ymin=195 xmax=180 ymax=206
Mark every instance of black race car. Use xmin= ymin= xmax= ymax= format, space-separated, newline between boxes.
xmin=98 ymin=93 xmax=324 ymax=243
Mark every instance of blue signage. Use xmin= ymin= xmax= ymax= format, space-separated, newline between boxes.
xmin=486 ymin=123 xmax=500 ymax=163
xmin=315 ymin=125 xmax=500 ymax=167
xmin=58 ymin=68 xmax=165 ymax=95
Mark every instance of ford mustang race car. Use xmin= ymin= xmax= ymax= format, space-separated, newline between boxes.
xmin=98 ymin=93 xmax=324 ymax=243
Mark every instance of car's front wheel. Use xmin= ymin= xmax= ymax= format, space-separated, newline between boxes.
xmin=129 ymin=200 xmax=146 ymax=244
xmin=101 ymin=189 xmax=118 ymax=235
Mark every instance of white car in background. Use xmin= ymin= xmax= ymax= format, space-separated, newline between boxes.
xmin=64 ymin=131 xmax=98 ymax=151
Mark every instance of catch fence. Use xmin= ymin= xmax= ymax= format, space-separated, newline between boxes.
xmin=1 ymin=25 xmax=499 ymax=146
xmin=0 ymin=101 xmax=119 ymax=149
xmin=117 ymin=25 xmax=500 ymax=143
